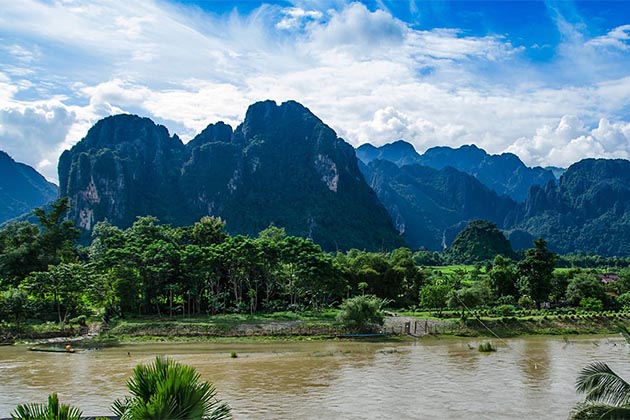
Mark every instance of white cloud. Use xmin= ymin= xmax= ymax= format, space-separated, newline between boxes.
xmin=309 ymin=3 xmax=406 ymax=49
xmin=587 ymin=24 xmax=630 ymax=51
xmin=507 ymin=116 xmax=630 ymax=168
xmin=0 ymin=0 xmax=630 ymax=184
xmin=276 ymin=7 xmax=322 ymax=30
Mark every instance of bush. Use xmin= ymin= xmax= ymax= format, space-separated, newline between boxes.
xmin=336 ymin=295 xmax=385 ymax=333
xmin=580 ymin=297 xmax=604 ymax=312
xmin=494 ymin=304 xmax=516 ymax=317
xmin=518 ymin=295 xmax=535 ymax=309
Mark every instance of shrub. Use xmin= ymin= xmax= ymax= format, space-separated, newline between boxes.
xmin=494 ymin=304 xmax=516 ymax=317
xmin=336 ymin=295 xmax=385 ymax=333
xmin=580 ymin=297 xmax=604 ymax=312
xmin=518 ymin=295 xmax=535 ymax=309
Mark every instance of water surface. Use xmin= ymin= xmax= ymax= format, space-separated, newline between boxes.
xmin=1 ymin=336 xmax=628 ymax=419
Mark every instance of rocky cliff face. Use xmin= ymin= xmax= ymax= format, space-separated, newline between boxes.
xmin=59 ymin=101 xmax=402 ymax=251
xmin=59 ymin=114 xmax=185 ymax=231
xmin=0 ymin=151 xmax=59 ymax=223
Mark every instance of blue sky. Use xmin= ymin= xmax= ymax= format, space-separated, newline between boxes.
xmin=1 ymin=0 xmax=630 ymax=182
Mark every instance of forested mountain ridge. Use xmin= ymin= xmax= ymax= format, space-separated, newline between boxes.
xmin=361 ymin=159 xmax=517 ymax=250
xmin=0 ymin=151 xmax=58 ymax=223
xmin=58 ymin=100 xmax=403 ymax=251
xmin=357 ymin=141 xmax=555 ymax=202
xmin=508 ymin=158 xmax=630 ymax=256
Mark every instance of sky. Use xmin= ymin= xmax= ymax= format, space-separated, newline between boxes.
xmin=2 ymin=1 xmax=630 ymax=183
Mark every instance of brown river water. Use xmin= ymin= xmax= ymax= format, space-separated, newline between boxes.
xmin=1 ymin=336 xmax=629 ymax=419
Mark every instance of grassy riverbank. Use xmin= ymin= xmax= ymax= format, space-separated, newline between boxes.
xmin=4 ymin=310 xmax=630 ymax=345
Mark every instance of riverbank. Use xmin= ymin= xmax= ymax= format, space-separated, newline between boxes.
xmin=4 ymin=311 xmax=629 ymax=345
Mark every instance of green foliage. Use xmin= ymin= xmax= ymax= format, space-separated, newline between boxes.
xmin=418 ymin=284 xmax=450 ymax=315
xmin=0 ymin=287 xmax=29 ymax=326
xmin=11 ymin=393 xmax=82 ymax=420
xmin=617 ymin=292 xmax=630 ymax=309
xmin=494 ymin=304 xmax=515 ymax=317
xmin=517 ymin=295 xmax=535 ymax=309
xmin=447 ymin=286 xmax=485 ymax=319
xmin=336 ymin=295 xmax=385 ymax=333
xmin=565 ymin=273 xmax=607 ymax=307
xmin=580 ymin=297 xmax=604 ymax=312
xmin=489 ymin=255 xmax=518 ymax=299
xmin=112 ymin=356 xmax=231 ymax=420
xmin=478 ymin=342 xmax=496 ymax=352
xmin=570 ymin=361 xmax=630 ymax=419
xmin=445 ymin=220 xmax=515 ymax=264
xmin=516 ymin=238 xmax=557 ymax=307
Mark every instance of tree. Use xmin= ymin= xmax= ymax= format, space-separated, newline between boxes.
xmin=565 ymin=273 xmax=606 ymax=307
xmin=33 ymin=198 xmax=80 ymax=267
xmin=419 ymin=284 xmax=450 ymax=316
xmin=336 ymin=295 xmax=385 ymax=333
xmin=489 ymin=255 xmax=518 ymax=299
xmin=23 ymin=263 xmax=88 ymax=325
xmin=0 ymin=287 xmax=29 ymax=327
xmin=190 ymin=216 xmax=228 ymax=246
xmin=570 ymin=362 xmax=630 ymax=419
xmin=447 ymin=286 xmax=484 ymax=319
xmin=0 ymin=222 xmax=41 ymax=287
xmin=11 ymin=393 xmax=82 ymax=420
xmin=112 ymin=356 xmax=231 ymax=420
xmin=517 ymin=238 xmax=557 ymax=308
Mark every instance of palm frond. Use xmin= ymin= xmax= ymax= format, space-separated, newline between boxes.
xmin=570 ymin=401 xmax=630 ymax=420
xmin=113 ymin=356 xmax=232 ymax=420
xmin=577 ymin=362 xmax=630 ymax=407
xmin=615 ymin=322 xmax=630 ymax=345
xmin=11 ymin=393 xmax=82 ymax=420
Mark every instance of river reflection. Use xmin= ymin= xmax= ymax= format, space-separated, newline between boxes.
xmin=0 ymin=336 xmax=628 ymax=419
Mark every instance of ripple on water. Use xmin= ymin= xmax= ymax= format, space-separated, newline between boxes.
xmin=0 ymin=336 xmax=629 ymax=419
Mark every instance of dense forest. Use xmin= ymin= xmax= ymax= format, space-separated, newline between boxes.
xmin=2 ymin=198 xmax=630 ymax=328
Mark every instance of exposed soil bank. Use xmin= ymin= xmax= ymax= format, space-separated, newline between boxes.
xmin=4 ymin=313 xmax=628 ymax=345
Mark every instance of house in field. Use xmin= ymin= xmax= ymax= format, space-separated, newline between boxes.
xmin=599 ymin=273 xmax=620 ymax=286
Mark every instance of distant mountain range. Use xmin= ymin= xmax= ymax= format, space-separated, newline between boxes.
xmin=4 ymin=99 xmax=630 ymax=256
xmin=0 ymin=151 xmax=58 ymax=223
xmin=357 ymin=140 xmax=556 ymax=202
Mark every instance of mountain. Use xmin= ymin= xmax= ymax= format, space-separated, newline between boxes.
xmin=545 ymin=166 xmax=566 ymax=180
xmin=59 ymin=100 xmax=403 ymax=251
xmin=357 ymin=141 xmax=555 ymax=202
xmin=508 ymin=158 xmax=630 ymax=256
xmin=58 ymin=114 xmax=186 ymax=231
xmin=0 ymin=151 xmax=58 ymax=223
xmin=444 ymin=220 xmax=515 ymax=264
xmin=361 ymin=159 xmax=516 ymax=250
xmin=356 ymin=140 xmax=421 ymax=167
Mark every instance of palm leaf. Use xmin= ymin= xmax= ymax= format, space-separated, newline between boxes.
xmin=11 ymin=393 xmax=82 ymax=420
xmin=570 ymin=402 xmax=630 ymax=420
xmin=113 ymin=356 xmax=232 ymax=420
xmin=577 ymin=362 xmax=630 ymax=407
xmin=615 ymin=322 xmax=630 ymax=345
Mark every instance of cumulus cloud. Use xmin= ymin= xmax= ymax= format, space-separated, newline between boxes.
xmin=507 ymin=116 xmax=630 ymax=168
xmin=276 ymin=7 xmax=323 ymax=30
xmin=309 ymin=3 xmax=406 ymax=49
xmin=1 ymin=0 xmax=630 ymax=182
xmin=0 ymin=106 xmax=76 ymax=181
